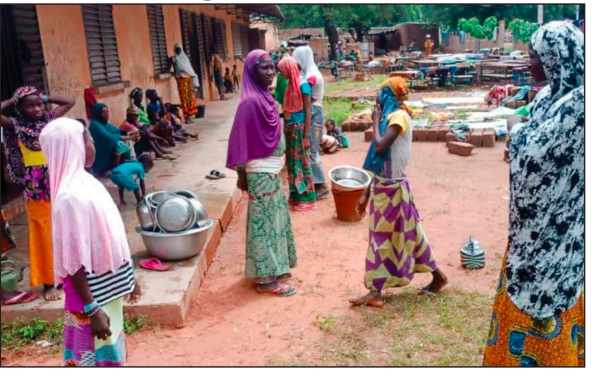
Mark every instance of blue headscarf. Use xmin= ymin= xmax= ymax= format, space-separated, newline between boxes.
xmin=362 ymin=87 xmax=400 ymax=176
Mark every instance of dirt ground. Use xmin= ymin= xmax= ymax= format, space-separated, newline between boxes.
xmin=3 ymin=94 xmax=510 ymax=365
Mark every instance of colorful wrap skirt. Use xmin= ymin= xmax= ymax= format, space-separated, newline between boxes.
xmin=365 ymin=176 xmax=438 ymax=291
xmin=285 ymin=123 xmax=315 ymax=203
xmin=245 ymin=172 xmax=297 ymax=283
xmin=483 ymin=253 xmax=584 ymax=366
xmin=175 ymin=76 xmax=198 ymax=118
xmin=64 ymin=298 xmax=126 ymax=366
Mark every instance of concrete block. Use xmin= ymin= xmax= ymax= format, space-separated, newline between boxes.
xmin=427 ymin=128 xmax=439 ymax=142
xmin=416 ymin=128 xmax=428 ymax=141
xmin=448 ymin=142 xmax=475 ymax=157
xmin=364 ymin=127 xmax=373 ymax=142
xmin=438 ymin=126 xmax=451 ymax=142
xmin=483 ymin=129 xmax=496 ymax=148
xmin=470 ymin=129 xmax=484 ymax=147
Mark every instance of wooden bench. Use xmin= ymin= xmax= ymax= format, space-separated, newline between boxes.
xmin=482 ymin=73 xmax=512 ymax=81
xmin=453 ymin=74 xmax=474 ymax=85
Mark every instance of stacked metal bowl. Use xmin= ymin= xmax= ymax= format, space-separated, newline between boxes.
xmin=135 ymin=190 xmax=213 ymax=261
xmin=328 ymin=166 xmax=372 ymax=192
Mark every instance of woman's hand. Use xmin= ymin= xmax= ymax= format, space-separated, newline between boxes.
xmin=237 ymin=171 xmax=248 ymax=192
xmin=90 ymin=309 xmax=112 ymax=340
xmin=126 ymin=280 xmax=142 ymax=304
xmin=356 ymin=193 xmax=369 ymax=217
xmin=303 ymin=135 xmax=311 ymax=150
xmin=372 ymin=104 xmax=382 ymax=126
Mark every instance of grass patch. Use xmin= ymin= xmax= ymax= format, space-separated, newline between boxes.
xmin=324 ymin=75 xmax=389 ymax=95
xmin=280 ymin=287 xmax=493 ymax=366
xmin=2 ymin=314 xmax=153 ymax=351
xmin=324 ymin=98 xmax=354 ymax=125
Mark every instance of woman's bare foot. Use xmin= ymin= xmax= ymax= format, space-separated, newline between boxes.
xmin=419 ymin=269 xmax=448 ymax=295
xmin=349 ymin=290 xmax=385 ymax=307
xmin=43 ymin=284 xmax=62 ymax=301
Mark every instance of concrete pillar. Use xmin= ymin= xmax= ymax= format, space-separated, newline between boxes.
xmin=498 ymin=19 xmax=505 ymax=49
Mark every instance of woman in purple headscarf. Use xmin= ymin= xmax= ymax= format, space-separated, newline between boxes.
xmin=226 ymin=50 xmax=297 ymax=297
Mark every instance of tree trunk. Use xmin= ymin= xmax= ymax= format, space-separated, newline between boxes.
xmin=320 ymin=5 xmax=339 ymax=61
xmin=355 ymin=24 xmax=364 ymax=43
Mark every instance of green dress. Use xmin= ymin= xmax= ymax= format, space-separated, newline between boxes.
xmin=245 ymin=136 xmax=297 ymax=282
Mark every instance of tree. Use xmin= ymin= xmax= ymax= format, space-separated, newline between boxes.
xmin=319 ymin=5 xmax=339 ymax=61
xmin=457 ymin=16 xmax=498 ymax=50
xmin=507 ymin=19 xmax=540 ymax=43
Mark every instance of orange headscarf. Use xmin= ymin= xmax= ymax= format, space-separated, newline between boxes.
xmin=278 ymin=56 xmax=303 ymax=113
xmin=381 ymin=77 xmax=413 ymax=115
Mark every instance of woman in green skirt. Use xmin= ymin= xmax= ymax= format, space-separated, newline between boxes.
xmin=226 ymin=49 xmax=297 ymax=297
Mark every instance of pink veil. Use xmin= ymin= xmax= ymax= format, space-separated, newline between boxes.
xmin=40 ymin=118 xmax=131 ymax=285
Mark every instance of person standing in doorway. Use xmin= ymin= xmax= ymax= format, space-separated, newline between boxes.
xmin=211 ymin=46 xmax=227 ymax=101
xmin=293 ymin=46 xmax=330 ymax=200
xmin=0 ymin=87 xmax=75 ymax=301
xmin=170 ymin=43 xmax=199 ymax=123
xmin=424 ymin=35 xmax=434 ymax=56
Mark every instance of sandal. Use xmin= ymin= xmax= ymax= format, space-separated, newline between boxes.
xmin=206 ymin=170 xmax=226 ymax=180
xmin=1 ymin=291 xmax=38 ymax=306
xmin=292 ymin=203 xmax=317 ymax=212
xmin=139 ymin=258 xmax=169 ymax=272
xmin=316 ymin=191 xmax=331 ymax=201
xmin=257 ymin=283 xmax=297 ymax=297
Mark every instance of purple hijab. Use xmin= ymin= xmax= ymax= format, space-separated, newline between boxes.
xmin=226 ymin=50 xmax=282 ymax=169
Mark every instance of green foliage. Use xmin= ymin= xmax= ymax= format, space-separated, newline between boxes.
xmin=324 ymin=98 xmax=353 ymax=126
xmin=457 ymin=16 xmax=498 ymax=40
xmin=1 ymin=317 xmax=63 ymax=350
xmin=508 ymin=19 xmax=540 ymax=43
xmin=123 ymin=314 xmax=150 ymax=335
xmin=313 ymin=313 xmax=337 ymax=332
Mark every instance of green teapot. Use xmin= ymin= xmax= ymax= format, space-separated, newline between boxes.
xmin=1 ymin=260 xmax=24 ymax=292
xmin=460 ymin=236 xmax=485 ymax=270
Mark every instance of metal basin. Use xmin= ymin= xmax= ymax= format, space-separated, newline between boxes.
xmin=155 ymin=196 xmax=195 ymax=233
xmin=136 ymin=200 xmax=155 ymax=231
xmin=175 ymin=190 xmax=198 ymax=200
xmin=146 ymin=191 xmax=176 ymax=209
xmin=329 ymin=166 xmax=372 ymax=192
xmin=175 ymin=190 xmax=209 ymax=223
xmin=136 ymin=219 xmax=215 ymax=261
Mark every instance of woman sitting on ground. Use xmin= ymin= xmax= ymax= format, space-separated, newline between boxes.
xmin=121 ymin=106 xmax=172 ymax=159
xmin=130 ymin=87 xmax=150 ymax=125
xmin=351 ymin=77 xmax=448 ymax=308
xmin=89 ymin=103 xmax=138 ymax=176
xmin=165 ymin=104 xmax=198 ymax=141
xmin=226 ymin=49 xmax=297 ymax=297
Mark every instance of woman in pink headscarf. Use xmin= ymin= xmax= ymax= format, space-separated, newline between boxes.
xmin=227 ymin=50 xmax=297 ymax=297
xmin=40 ymin=118 xmax=141 ymax=366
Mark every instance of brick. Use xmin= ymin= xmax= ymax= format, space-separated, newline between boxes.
xmin=470 ymin=129 xmax=484 ymax=147
xmin=341 ymin=121 xmax=352 ymax=132
xmin=507 ymin=100 xmax=526 ymax=109
xmin=412 ymin=128 xmax=418 ymax=142
xmin=427 ymin=128 xmax=439 ymax=142
xmin=438 ymin=126 xmax=451 ymax=142
xmin=482 ymin=129 xmax=496 ymax=148
xmin=416 ymin=128 xmax=428 ymax=141
xmin=448 ymin=142 xmax=475 ymax=157
xmin=445 ymin=132 xmax=456 ymax=147
xmin=364 ymin=127 xmax=373 ymax=142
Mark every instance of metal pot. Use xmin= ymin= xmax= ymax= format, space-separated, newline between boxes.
xmin=175 ymin=190 xmax=198 ymax=200
xmin=146 ymin=191 xmax=176 ymax=209
xmin=329 ymin=166 xmax=372 ymax=192
xmin=136 ymin=200 xmax=155 ymax=231
xmin=155 ymin=196 xmax=195 ymax=233
xmin=187 ymin=197 xmax=208 ymax=224
xmin=135 ymin=219 xmax=215 ymax=261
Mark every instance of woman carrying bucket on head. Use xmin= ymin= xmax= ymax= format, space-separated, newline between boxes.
xmin=350 ymin=77 xmax=447 ymax=308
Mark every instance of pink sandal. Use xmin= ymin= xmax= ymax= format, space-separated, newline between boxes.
xmin=1 ymin=291 xmax=38 ymax=306
xmin=292 ymin=203 xmax=317 ymax=212
xmin=139 ymin=258 xmax=169 ymax=272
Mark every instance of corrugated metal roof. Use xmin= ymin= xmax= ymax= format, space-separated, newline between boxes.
xmin=239 ymin=5 xmax=285 ymax=21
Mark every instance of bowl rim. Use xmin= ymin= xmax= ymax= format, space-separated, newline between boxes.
xmin=136 ymin=218 xmax=214 ymax=237
xmin=328 ymin=165 xmax=372 ymax=188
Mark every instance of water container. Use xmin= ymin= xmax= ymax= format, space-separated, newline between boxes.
xmin=460 ymin=236 xmax=485 ymax=270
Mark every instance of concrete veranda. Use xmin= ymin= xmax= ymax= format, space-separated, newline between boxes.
xmin=1 ymin=95 xmax=243 ymax=327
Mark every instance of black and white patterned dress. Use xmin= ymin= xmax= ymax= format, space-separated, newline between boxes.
xmin=506 ymin=21 xmax=585 ymax=319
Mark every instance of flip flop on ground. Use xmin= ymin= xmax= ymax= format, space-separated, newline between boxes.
xmin=1 ymin=291 xmax=38 ymax=306
xmin=206 ymin=170 xmax=226 ymax=180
